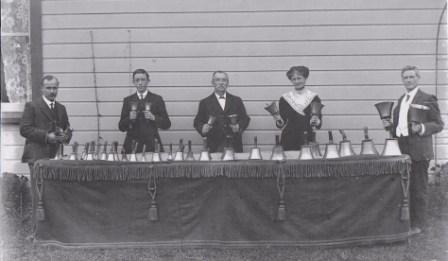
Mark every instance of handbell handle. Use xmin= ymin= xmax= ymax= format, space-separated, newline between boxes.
xmin=188 ymin=140 xmax=192 ymax=152
xmin=254 ymin=136 xmax=258 ymax=147
xmin=103 ymin=141 xmax=108 ymax=153
xmin=275 ymin=135 xmax=280 ymax=145
xmin=363 ymin=127 xmax=370 ymax=140
xmin=328 ymin=130 xmax=334 ymax=144
xmin=304 ymin=131 xmax=309 ymax=145
xmin=339 ymin=129 xmax=347 ymax=141
xmin=179 ymin=139 xmax=184 ymax=152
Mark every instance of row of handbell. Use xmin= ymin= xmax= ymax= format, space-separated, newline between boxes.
xmin=54 ymin=127 xmax=401 ymax=161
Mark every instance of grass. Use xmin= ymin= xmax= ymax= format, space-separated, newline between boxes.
xmin=1 ymin=167 xmax=447 ymax=261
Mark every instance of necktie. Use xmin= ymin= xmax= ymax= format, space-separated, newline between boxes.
xmin=50 ymin=102 xmax=54 ymax=111
xmin=219 ymin=95 xmax=225 ymax=99
xmin=405 ymin=94 xmax=410 ymax=102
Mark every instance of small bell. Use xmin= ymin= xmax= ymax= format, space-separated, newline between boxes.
xmin=270 ymin=135 xmax=286 ymax=161
xmin=338 ymin=129 xmax=355 ymax=157
xmin=107 ymin=141 xmax=119 ymax=161
xmin=382 ymin=139 xmax=402 ymax=156
xmin=249 ymin=136 xmax=262 ymax=160
xmin=167 ymin=143 xmax=174 ymax=161
xmin=174 ymin=139 xmax=184 ymax=161
xmin=152 ymin=140 xmax=162 ymax=162
xmin=185 ymin=140 xmax=195 ymax=161
xmin=99 ymin=141 xmax=108 ymax=160
xmin=323 ymin=131 xmax=340 ymax=159
xmin=86 ymin=141 xmax=95 ymax=160
xmin=121 ymin=148 xmax=128 ymax=161
xmin=199 ymin=137 xmax=211 ymax=161
xmin=54 ymin=143 xmax=64 ymax=160
xmin=360 ymin=127 xmax=378 ymax=155
xmin=299 ymin=131 xmax=313 ymax=160
xmin=128 ymin=140 xmax=138 ymax=162
xmin=69 ymin=142 xmax=79 ymax=160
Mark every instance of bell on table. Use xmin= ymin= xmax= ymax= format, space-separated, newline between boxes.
xmin=69 ymin=142 xmax=79 ymax=160
xmin=107 ymin=141 xmax=119 ymax=161
xmin=174 ymin=139 xmax=185 ymax=161
xmin=299 ymin=131 xmax=313 ymax=160
xmin=249 ymin=136 xmax=262 ymax=160
xmin=99 ymin=141 xmax=108 ymax=161
xmin=310 ymin=143 xmax=322 ymax=159
xmin=338 ymin=129 xmax=355 ymax=157
xmin=264 ymin=101 xmax=285 ymax=128
xmin=167 ymin=143 xmax=174 ymax=161
xmin=80 ymin=142 xmax=89 ymax=160
xmin=96 ymin=141 xmax=102 ymax=160
xmin=140 ymin=144 xmax=148 ymax=162
xmin=152 ymin=139 xmax=162 ymax=162
xmin=199 ymin=137 xmax=211 ymax=161
xmin=360 ymin=127 xmax=378 ymax=155
xmin=129 ymin=140 xmax=138 ymax=162
xmin=185 ymin=140 xmax=195 ymax=161
xmin=323 ymin=131 xmax=339 ymax=159
xmin=222 ymin=136 xmax=235 ymax=161
xmin=270 ymin=135 xmax=286 ymax=161
xmin=121 ymin=148 xmax=128 ymax=161
xmin=86 ymin=141 xmax=95 ymax=160
xmin=54 ymin=143 xmax=64 ymax=160
xmin=382 ymin=139 xmax=402 ymax=156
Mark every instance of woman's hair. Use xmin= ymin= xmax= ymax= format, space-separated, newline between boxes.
xmin=286 ymin=66 xmax=309 ymax=80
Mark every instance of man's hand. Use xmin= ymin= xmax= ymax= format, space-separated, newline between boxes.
xmin=410 ymin=122 xmax=422 ymax=134
xmin=47 ymin=132 xmax=65 ymax=143
xmin=130 ymin=111 xmax=137 ymax=120
xmin=230 ymin=123 xmax=240 ymax=133
xmin=202 ymin=124 xmax=211 ymax=135
xmin=382 ymin=119 xmax=393 ymax=129
xmin=310 ymin=115 xmax=321 ymax=128
xmin=144 ymin=111 xmax=155 ymax=120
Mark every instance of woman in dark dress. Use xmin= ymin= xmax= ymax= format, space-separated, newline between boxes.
xmin=277 ymin=66 xmax=323 ymax=150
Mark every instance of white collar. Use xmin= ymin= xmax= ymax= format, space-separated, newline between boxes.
xmin=215 ymin=92 xmax=227 ymax=99
xmin=137 ymin=90 xmax=149 ymax=99
xmin=42 ymin=95 xmax=55 ymax=108
xmin=404 ymin=87 xmax=419 ymax=102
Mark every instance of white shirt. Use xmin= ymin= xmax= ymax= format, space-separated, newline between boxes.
xmin=396 ymin=87 xmax=420 ymax=137
xmin=215 ymin=92 xmax=227 ymax=110
xmin=42 ymin=95 xmax=55 ymax=110
xmin=137 ymin=90 xmax=148 ymax=100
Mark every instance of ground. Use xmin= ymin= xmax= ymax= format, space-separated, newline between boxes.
xmin=1 ymin=166 xmax=447 ymax=261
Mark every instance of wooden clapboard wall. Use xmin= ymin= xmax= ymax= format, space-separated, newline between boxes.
xmin=2 ymin=0 xmax=447 ymax=174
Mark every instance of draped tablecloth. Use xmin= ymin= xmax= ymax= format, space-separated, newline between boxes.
xmin=32 ymin=155 xmax=411 ymax=248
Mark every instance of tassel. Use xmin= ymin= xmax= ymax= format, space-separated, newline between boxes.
xmin=276 ymin=200 xmax=286 ymax=221
xmin=148 ymin=199 xmax=158 ymax=222
xmin=400 ymin=200 xmax=410 ymax=221
xmin=36 ymin=201 xmax=45 ymax=221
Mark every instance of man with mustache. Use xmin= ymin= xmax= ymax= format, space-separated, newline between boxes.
xmin=194 ymin=71 xmax=250 ymax=153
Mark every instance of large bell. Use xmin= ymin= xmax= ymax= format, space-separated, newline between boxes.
xmin=360 ymin=127 xmax=378 ymax=155
xmin=310 ymin=101 xmax=324 ymax=116
xmin=299 ymin=145 xmax=314 ymax=160
xmin=382 ymin=138 xmax=402 ymax=156
xmin=222 ymin=147 xmax=235 ymax=161
xmin=199 ymin=138 xmax=210 ymax=161
xmin=249 ymin=136 xmax=262 ymax=160
xmin=270 ymin=135 xmax=286 ymax=161
xmin=338 ymin=129 xmax=355 ymax=157
xmin=185 ymin=140 xmax=195 ymax=161
xmin=69 ymin=142 xmax=79 ymax=160
xmin=375 ymin=102 xmax=394 ymax=120
xmin=264 ymin=101 xmax=285 ymax=127
xmin=409 ymin=105 xmax=426 ymax=123
xmin=323 ymin=131 xmax=340 ymax=159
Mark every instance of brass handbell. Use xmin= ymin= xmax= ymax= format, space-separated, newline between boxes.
xmin=338 ymin=129 xmax=355 ymax=157
xmin=167 ymin=143 xmax=174 ymax=161
xmin=222 ymin=136 xmax=235 ymax=161
xmin=107 ymin=141 xmax=119 ymax=161
xmin=80 ymin=142 xmax=89 ymax=160
xmin=228 ymin=114 xmax=238 ymax=125
xmin=185 ymin=140 xmax=195 ymax=161
xmin=174 ymin=139 xmax=185 ymax=161
xmin=375 ymin=102 xmax=394 ymax=120
xmin=86 ymin=141 xmax=95 ymax=160
xmin=374 ymin=101 xmax=402 ymax=156
xmin=129 ymin=140 xmax=138 ymax=162
xmin=360 ymin=127 xmax=378 ymax=155
xmin=271 ymin=135 xmax=286 ymax=161
xmin=152 ymin=139 xmax=162 ymax=162
xmin=249 ymin=136 xmax=262 ymax=160
xmin=141 ymin=144 xmax=148 ymax=162
xmin=199 ymin=137 xmax=211 ymax=161
xmin=69 ymin=142 xmax=79 ymax=160
xmin=121 ymin=148 xmax=128 ymax=161
xmin=99 ymin=141 xmax=108 ymax=160
xmin=264 ymin=101 xmax=285 ymax=128
xmin=208 ymin=115 xmax=217 ymax=125
xmin=323 ymin=131 xmax=340 ymax=159
xmin=96 ymin=141 xmax=102 ymax=160
xmin=310 ymin=101 xmax=324 ymax=117
xmin=299 ymin=131 xmax=313 ymax=160
xmin=382 ymin=138 xmax=402 ymax=156
xmin=54 ymin=143 xmax=64 ymax=160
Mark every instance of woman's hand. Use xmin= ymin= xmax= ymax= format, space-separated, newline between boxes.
xmin=310 ymin=115 xmax=321 ymax=127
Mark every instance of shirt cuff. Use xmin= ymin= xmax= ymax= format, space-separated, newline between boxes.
xmin=419 ymin=123 xmax=425 ymax=136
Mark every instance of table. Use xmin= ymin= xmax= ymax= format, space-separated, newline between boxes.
xmin=32 ymin=155 xmax=411 ymax=248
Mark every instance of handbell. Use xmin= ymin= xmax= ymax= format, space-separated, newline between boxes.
xmin=86 ymin=141 xmax=95 ymax=160
xmin=360 ymin=127 xmax=378 ymax=155
xmin=228 ymin=114 xmax=238 ymax=125
xmin=128 ymin=140 xmax=138 ymax=162
xmin=409 ymin=104 xmax=426 ymax=124
xmin=81 ymin=142 xmax=89 ymax=160
xmin=323 ymin=131 xmax=340 ymax=159
xmin=107 ymin=141 xmax=119 ymax=161
xmin=299 ymin=145 xmax=314 ymax=160
xmin=199 ymin=138 xmax=211 ymax=161
xmin=185 ymin=140 xmax=195 ymax=161
xmin=221 ymin=147 xmax=235 ymax=161
xmin=382 ymin=138 xmax=402 ymax=156
xmin=375 ymin=102 xmax=394 ymax=120
xmin=54 ymin=143 xmax=64 ymax=160
xmin=270 ymin=135 xmax=286 ymax=161
xmin=264 ymin=101 xmax=285 ymax=127
xmin=338 ymin=129 xmax=355 ymax=157
xmin=310 ymin=101 xmax=324 ymax=116
xmin=99 ymin=141 xmax=108 ymax=160
xmin=167 ymin=143 xmax=174 ymax=161
xmin=207 ymin=115 xmax=217 ymax=125
xmin=310 ymin=143 xmax=322 ymax=159
xmin=249 ymin=136 xmax=262 ymax=160
xmin=174 ymin=139 xmax=184 ymax=161
xmin=69 ymin=142 xmax=79 ymax=160
xmin=152 ymin=139 xmax=162 ymax=162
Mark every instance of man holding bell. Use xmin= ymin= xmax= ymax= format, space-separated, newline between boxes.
xmin=382 ymin=65 xmax=444 ymax=235
xmin=119 ymin=69 xmax=171 ymax=153
xmin=194 ymin=71 xmax=250 ymax=153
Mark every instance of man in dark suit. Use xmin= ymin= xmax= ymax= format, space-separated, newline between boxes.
xmin=194 ymin=71 xmax=250 ymax=152
xmin=20 ymin=75 xmax=72 ymax=167
xmin=119 ymin=69 xmax=171 ymax=153
xmin=383 ymin=65 xmax=444 ymax=235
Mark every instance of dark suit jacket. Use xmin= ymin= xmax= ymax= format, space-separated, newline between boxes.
xmin=392 ymin=89 xmax=444 ymax=161
xmin=118 ymin=92 xmax=171 ymax=153
xmin=194 ymin=92 xmax=250 ymax=153
xmin=20 ymin=97 xmax=71 ymax=163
